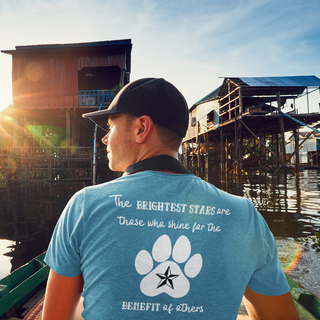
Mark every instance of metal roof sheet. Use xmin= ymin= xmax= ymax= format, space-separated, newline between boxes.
xmin=238 ymin=76 xmax=320 ymax=88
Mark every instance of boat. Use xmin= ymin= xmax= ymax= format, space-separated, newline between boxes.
xmin=0 ymin=252 xmax=49 ymax=319
xmin=285 ymin=274 xmax=320 ymax=320
xmin=0 ymin=253 xmax=319 ymax=319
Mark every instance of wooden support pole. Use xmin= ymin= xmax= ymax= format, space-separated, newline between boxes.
xmin=276 ymin=134 xmax=280 ymax=167
xmin=287 ymin=129 xmax=317 ymax=162
xmin=192 ymin=137 xmax=195 ymax=174
xmin=225 ymin=135 xmax=228 ymax=177
xmin=293 ymin=126 xmax=300 ymax=174
xmin=234 ymin=120 xmax=237 ymax=176
xmin=196 ymin=135 xmax=199 ymax=177
xmin=186 ymin=141 xmax=189 ymax=170
xmin=205 ymin=132 xmax=209 ymax=182
xmin=240 ymin=120 xmax=294 ymax=175
xmin=276 ymin=90 xmax=286 ymax=165
xmin=258 ymin=129 xmax=262 ymax=174
xmin=228 ymin=82 xmax=231 ymax=120
xmin=237 ymin=120 xmax=242 ymax=194
xmin=220 ymin=129 xmax=226 ymax=190
xmin=92 ymin=124 xmax=98 ymax=185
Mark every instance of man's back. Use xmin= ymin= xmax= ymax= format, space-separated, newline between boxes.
xmin=45 ymin=170 xmax=289 ymax=319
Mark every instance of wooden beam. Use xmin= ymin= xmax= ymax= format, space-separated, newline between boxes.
xmin=240 ymin=120 xmax=294 ymax=175
xmin=220 ymin=129 xmax=226 ymax=190
xmin=219 ymin=102 xmax=240 ymax=116
xmin=293 ymin=126 xmax=299 ymax=174
xmin=206 ymin=132 xmax=209 ymax=182
xmin=277 ymin=90 xmax=286 ymax=164
xmin=219 ymin=86 xmax=240 ymax=102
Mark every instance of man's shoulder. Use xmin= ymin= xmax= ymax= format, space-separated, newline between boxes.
xmin=83 ymin=176 xmax=125 ymax=193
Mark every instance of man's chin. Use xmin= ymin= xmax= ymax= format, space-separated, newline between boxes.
xmin=108 ymin=161 xmax=123 ymax=173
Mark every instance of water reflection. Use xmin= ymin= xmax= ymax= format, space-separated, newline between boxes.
xmin=241 ymin=170 xmax=320 ymax=237
xmin=0 ymin=179 xmax=85 ymax=278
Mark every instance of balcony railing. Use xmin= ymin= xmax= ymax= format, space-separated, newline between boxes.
xmin=78 ymin=90 xmax=115 ymax=106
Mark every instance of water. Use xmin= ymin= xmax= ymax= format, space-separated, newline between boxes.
xmin=240 ymin=169 xmax=320 ymax=298
xmin=0 ymin=170 xmax=319 ymax=297
xmin=0 ymin=179 xmax=85 ymax=277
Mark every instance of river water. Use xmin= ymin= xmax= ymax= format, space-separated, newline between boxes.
xmin=0 ymin=170 xmax=319 ymax=297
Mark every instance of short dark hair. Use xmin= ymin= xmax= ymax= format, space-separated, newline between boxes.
xmin=124 ymin=113 xmax=137 ymax=126
xmin=155 ymin=124 xmax=183 ymax=151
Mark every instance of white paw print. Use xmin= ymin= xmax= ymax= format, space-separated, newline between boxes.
xmin=135 ymin=234 xmax=202 ymax=298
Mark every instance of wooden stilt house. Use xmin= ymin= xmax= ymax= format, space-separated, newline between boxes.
xmin=1 ymin=39 xmax=132 ymax=183
xmin=182 ymin=76 xmax=320 ymax=192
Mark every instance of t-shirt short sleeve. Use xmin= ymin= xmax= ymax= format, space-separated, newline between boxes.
xmin=45 ymin=189 xmax=85 ymax=277
xmin=247 ymin=203 xmax=290 ymax=296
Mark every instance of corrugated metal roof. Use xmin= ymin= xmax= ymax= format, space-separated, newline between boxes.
xmin=219 ymin=75 xmax=320 ymax=97
xmin=238 ymin=76 xmax=320 ymax=88
xmin=190 ymin=75 xmax=320 ymax=112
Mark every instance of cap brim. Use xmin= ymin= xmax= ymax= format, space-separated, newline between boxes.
xmin=82 ymin=109 xmax=122 ymax=131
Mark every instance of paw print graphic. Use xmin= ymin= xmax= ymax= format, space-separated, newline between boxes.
xmin=135 ymin=234 xmax=202 ymax=298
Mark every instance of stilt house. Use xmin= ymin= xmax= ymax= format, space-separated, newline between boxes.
xmin=182 ymin=76 xmax=320 ymax=191
xmin=1 ymin=39 xmax=132 ymax=182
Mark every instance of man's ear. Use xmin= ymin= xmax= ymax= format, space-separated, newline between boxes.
xmin=134 ymin=115 xmax=154 ymax=144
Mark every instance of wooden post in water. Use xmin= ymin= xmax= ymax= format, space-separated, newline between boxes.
xmin=197 ymin=134 xmax=200 ymax=177
xmin=277 ymin=90 xmax=287 ymax=167
xmin=205 ymin=132 xmax=209 ymax=182
xmin=276 ymin=134 xmax=280 ymax=168
xmin=293 ymin=126 xmax=300 ymax=174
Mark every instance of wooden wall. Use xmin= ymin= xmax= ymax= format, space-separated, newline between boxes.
xmin=12 ymin=48 xmax=126 ymax=110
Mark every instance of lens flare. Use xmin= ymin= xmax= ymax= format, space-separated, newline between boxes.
xmin=24 ymin=62 xmax=43 ymax=82
xmin=276 ymin=238 xmax=302 ymax=273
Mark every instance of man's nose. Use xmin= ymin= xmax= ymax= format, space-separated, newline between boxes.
xmin=102 ymin=132 xmax=109 ymax=145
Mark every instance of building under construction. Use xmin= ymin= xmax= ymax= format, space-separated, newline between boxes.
xmin=182 ymin=76 xmax=320 ymax=192
xmin=0 ymin=39 xmax=132 ymax=183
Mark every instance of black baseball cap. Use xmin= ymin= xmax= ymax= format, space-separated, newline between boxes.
xmin=82 ymin=78 xmax=189 ymax=137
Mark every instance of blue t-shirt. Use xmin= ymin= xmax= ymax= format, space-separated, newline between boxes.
xmin=45 ymin=171 xmax=289 ymax=319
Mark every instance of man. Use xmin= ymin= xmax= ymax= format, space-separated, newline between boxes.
xmin=43 ymin=78 xmax=299 ymax=319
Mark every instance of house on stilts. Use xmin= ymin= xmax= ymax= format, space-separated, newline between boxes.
xmin=0 ymin=39 xmax=132 ymax=183
xmin=182 ymin=76 xmax=320 ymax=193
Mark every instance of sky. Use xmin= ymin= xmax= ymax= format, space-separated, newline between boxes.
xmin=0 ymin=0 xmax=320 ymax=113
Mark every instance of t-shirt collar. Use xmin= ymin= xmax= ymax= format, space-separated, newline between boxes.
xmin=122 ymin=155 xmax=191 ymax=176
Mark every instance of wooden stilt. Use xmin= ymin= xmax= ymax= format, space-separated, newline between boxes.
xmin=205 ymin=132 xmax=209 ymax=182
xmin=277 ymin=91 xmax=286 ymax=165
xmin=220 ymin=129 xmax=226 ymax=190
xmin=237 ymin=120 xmax=242 ymax=195
xmin=293 ymin=126 xmax=300 ymax=174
